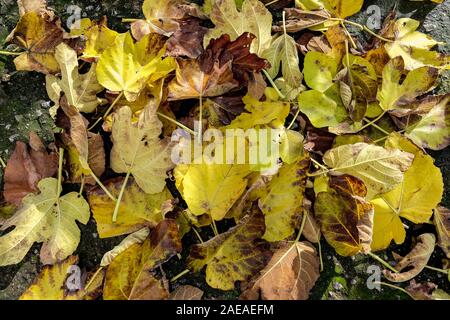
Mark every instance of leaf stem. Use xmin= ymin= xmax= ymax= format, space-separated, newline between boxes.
xmin=363 ymin=117 xmax=391 ymax=136
xmin=0 ymin=156 xmax=6 ymax=168
xmin=318 ymin=240 xmax=324 ymax=272
xmin=424 ymin=265 xmax=449 ymax=274
xmin=340 ymin=21 xmax=357 ymax=49
xmin=0 ymin=50 xmax=22 ymax=56
xmin=287 ymin=106 xmax=301 ymax=130
xmin=366 ymin=252 xmax=399 ymax=273
xmin=88 ymin=92 xmax=124 ymax=131
xmin=262 ymin=69 xmax=286 ymax=100
xmin=90 ymin=171 xmax=116 ymax=202
xmin=374 ymin=281 xmax=412 ymax=298
xmin=79 ymin=175 xmax=85 ymax=196
xmin=122 ymin=18 xmax=139 ymax=23
xmin=156 ymin=112 xmax=197 ymax=136
xmin=112 ymin=169 xmax=132 ymax=223
xmin=357 ymin=112 xmax=387 ymax=133
xmin=198 ymin=96 xmax=203 ymax=144
xmin=170 ymin=269 xmax=190 ymax=283
xmin=295 ymin=210 xmax=308 ymax=242
xmin=211 ymin=218 xmax=219 ymax=237
xmin=311 ymin=158 xmax=328 ymax=172
xmin=192 ymin=227 xmax=204 ymax=243
xmin=328 ymin=18 xmax=394 ymax=43
xmin=57 ymin=148 xmax=64 ymax=196
xmin=84 ymin=267 xmax=104 ymax=292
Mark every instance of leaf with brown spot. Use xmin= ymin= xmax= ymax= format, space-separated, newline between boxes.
xmin=169 ymin=285 xmax=204 ymax=300
xmin=383 ymin=233 xmax=436 ymax=283
xmin=88 ymin=177 xmax=173 ymax=238
xmin=3 ymin=133 xmax=58 ymax=206
xmin=103 ymin=219 xmax=182 ymax=300
xmin=434 ymin=206 xmax=450 ymax=258
xmin=187 ymin=207 xmax=271 ymax=290
xmin=240 ymin=241 xmax=320 ymax=300
xmin=314 ymin=175 xmax=374 ymax=256
xmin=8 ymin=12 xmax=65 ymax=74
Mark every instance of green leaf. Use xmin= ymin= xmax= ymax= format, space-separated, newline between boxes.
xmin=303 ymin=51 xmax=338 ymax=92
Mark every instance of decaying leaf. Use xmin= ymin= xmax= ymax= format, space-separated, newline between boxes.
xmin=384 ymin=18 xmax=449 ymax=70
xmin=20 ymin=255 xmax=105 ymax=300
xmin=205 ymin=0 xmax=272 ymax=55
xmin=241 ymin=241 xmax=319 ymax=300
xmin=315 ymin=175 xmax=374 ymax=256
xmin=272 ymin=9 xmax=330 ymax=33
xmin=0 ymin=178 xmax=90 ymax=266
xmin=383 ymin=233 xmax=436 ymax=282
xmin=103 ymin=219 xmax=182 ymax=300
xmin=370 ymin=134 xmax=443 ymax=251
xmin=322 ymin=142 xmax=414 ymax=199
xmin=88 ymin=177 xmax=173 ymax=238
xmin=434 ymin=206 xmax=450 ymax=258
xmin=188 ymin=208 xmax=271 ymax=290
xmin=3 ymin=133 xmax=58 ymax=205
xmin=257 ymin=158 xmax=309 ymax=242
xmin=17 ymin=0 xmax=52 ymax=17
xmin=8 ymin=12 xmax=65 ymax=74
xmin=110 ymin=103 xmax=174 ymax=195
xmin=169 ymin=285 xmax=204 ymax=300
xmin=46 ymin=43 xmax=105 ymax=113
xmin=405 ymin=280 xmax=450 ymax=301
xmin=166 ymin=19 xmax=208 ymax=59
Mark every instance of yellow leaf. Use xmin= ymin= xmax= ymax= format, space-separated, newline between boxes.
xmin=205 ymin=0 xmax=272 ymax=56
xmin=96 ymin=33 xmax=175 ymax=101
xmin=295 ymin=0 xmax=363 ymax=19
xmin=46 ymin=43 xmax=105 ymax=113
xmin=110 ymin=104 xmax=173 ymax=194
xmin=8 ymin=12 xmax=64 ymax=74
xmin=81 ymin=17 xmax=118 ymax=61
xmin=258 ymin=158 xmax=309 ymax=242
xmin=315 ymin=175 xmax=374 ymax=256
xmin=0 ymin=178 xmax=90 ymax=266
xmin=384 ymin=18 xmax=449 ymax=70
xmin=103 ymin=220 xmax=181 ymax=300
xmin=323 ymin=142 xmax=414 ymax=199
xmin=188 ymin=208 xmax=271 ymax=290
xmin=88 ymin=177 xmax=172 ymax=238
xmin=377 ymin=57 xmax=438 ymax=112
xmin=370 ymin=133 xmax=444 ymax=251
xmin=227 ymin=91 xmax=290 ymax=129
xmin=177 ymin=162 xmax=250 ymax=221
xmin=20 ymin=256 xmax=105 ymax=300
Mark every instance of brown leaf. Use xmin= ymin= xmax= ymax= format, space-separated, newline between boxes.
xmin=301 ymin=199 xmax=321 ymax=244
xmin=272 ymin=9 xmax=331 ymax=33
xmin=8 ymin=12 xmax=65 ymax=74
xmin=383 ymin=233 xmax=436 ymax=283
xmin=207 ymin=95 xmax=246 ymax=126
xmin=166 ymin=19 xmax=207 ymax=59
xmin=169 ymin=285 xmax=204 ymax=300
xmin=3 ymin=133 xmax=58 ymax=205
xmin=434 ymin=206 xmax=450 ymax=258
xmin=241 ymin=241 xmax=320 ymax=300
xmin=405 ymin=280 xmax=438 ymax=300
xmin=17 ymin=0 xmax=53 ymax=17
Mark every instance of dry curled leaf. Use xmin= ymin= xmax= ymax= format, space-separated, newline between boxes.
xmin=383 ymin=233 xmax=436 ymax=283
xmin=3 ymin=133 xmax=58 ymax=206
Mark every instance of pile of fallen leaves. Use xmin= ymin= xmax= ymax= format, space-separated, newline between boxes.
xmin=0 ymin=0 xmax=449 ymax=300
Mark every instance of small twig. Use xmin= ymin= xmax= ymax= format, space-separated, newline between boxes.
xmin=57 ymin=148 xmax=64 ymax=196
xmin=318 ymin=240 xmax=324 ymax=272
xmin=357 ymin=112 xmax=387 ymax=133
xmin=211 ymin=219 xmax=219 ymax=237
xmin=311 ymin=158 xmax=328 ymax=172
xmin=79 ymin=175 xmax=85 ymax=196
xmin=122 ymin=18 xmax=139 ymax=23
xmin=287 ymin=105 xmax=301 ymax=130
xmin=340 ymin=21 xmax=357 ymax=49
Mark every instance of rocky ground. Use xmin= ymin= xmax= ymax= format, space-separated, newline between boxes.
xmin=0 ymin=0 xmax=449 ymax=300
